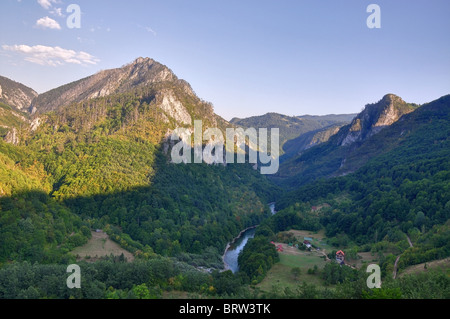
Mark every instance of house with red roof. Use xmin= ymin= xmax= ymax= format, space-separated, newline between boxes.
xmin=336 ymin=250 xmax=345 ymax=264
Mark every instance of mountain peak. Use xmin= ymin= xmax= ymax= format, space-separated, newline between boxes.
xmin=381 ymin=93 xmax=406 ymax=105
xmin=123 ymin=57 xmax=157 ymax=69
xmin=132 ymin=57 xmax=154 ymax=65
xmin=338 ymin=94 xmax=416 ymax=146
xmin=31 ymin=57 xmax=179 ymax=114
xmin=382 ymin=93 xmax=400 ymax=100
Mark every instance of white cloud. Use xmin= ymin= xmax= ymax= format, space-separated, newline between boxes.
xmin=37 ymin=0 xmax=61 ymax=10
xmin=37 ymin=0 xmax=53 ymax=10
xmin=145 ymin=27 xmax=157 ymax=36
xmin=50 ymin=7 xmax=64 ymax=17
xmin=36 ymin=16 xmax=61 ymax=30
xmin=2 ymin=44 xmax=100 ymax=67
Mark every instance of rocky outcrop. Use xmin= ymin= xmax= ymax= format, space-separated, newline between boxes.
xmin=0 ymin=102 xmax=31 ymax=145
xmin=2 ymin=58 xmax=225 ymax=148
xmin=158 ymin=89 xmax=192 ymax=125
xmin=31 ymin=57 xmax=183 ymax=114
xmin=338 ymin=94 xmax=417 ymax=146
xmin=4 ymin=127 xmax=19 ymax=145
xmin=305 ymin=125 xmax=342 ymax=150
xmin=0 ymin=76 xmax=38 ymax=110
xmin=30 ymin=117 xmax=41 ymax=131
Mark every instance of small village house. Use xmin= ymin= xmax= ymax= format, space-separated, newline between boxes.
xmin=303 ymin=240 xmax=312 ymax=249
xmin=336 ymin=250 xmax=345 ymax=264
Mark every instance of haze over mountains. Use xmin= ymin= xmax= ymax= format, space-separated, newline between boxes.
xmin=230 ymin=113 xmax=356 ymax=161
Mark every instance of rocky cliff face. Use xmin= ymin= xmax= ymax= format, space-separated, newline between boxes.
xmin=31 ymin=57 xmax=196 ymax=115
xmin=1 ymin=57 xmax=226 ymax=146
xmin=157 ymin=89 xmax=192 ymax=125
xmin=337 ymin=94 xmax=418 ymax=146
xmin=4 ymin=127 xmax=19 ymax=145
xmin=23 ymin=56 xmax=228 ymax=132
xmin=0 ymin=76 xmax=38 ymax=111
xmin=306 ymin=125 xmax=342 ymax=150
xmin=274 ymin=94 xmax=425 ymax=186
xmin=0 ymin=100 xmax=30 ymax=145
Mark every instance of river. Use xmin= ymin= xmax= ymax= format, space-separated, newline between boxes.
xmin=222 ymin=203 xmax=277 ymax=273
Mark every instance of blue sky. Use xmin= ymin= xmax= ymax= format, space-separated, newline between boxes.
xmin=1 ymin=0 xmax=449 ymax=120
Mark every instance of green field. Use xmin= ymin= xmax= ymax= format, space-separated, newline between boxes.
xmin=278 ymin=254 xmax=326 ymax=269
xmin=257 ymin=251 xmax=327 ymax=292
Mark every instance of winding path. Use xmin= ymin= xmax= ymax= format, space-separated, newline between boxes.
xmin=393 ymin=235 xmax=413 ymax=279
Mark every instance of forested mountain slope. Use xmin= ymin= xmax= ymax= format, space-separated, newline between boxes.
xmin=1 ymin=60 xmax=449 ymax=298
xmin=273 ymin=94 xmax=450 ymax=271
xmin=273 ymin=94 xmax=422 ymax=188
xmin=230 ymin=112 xmax=355 ymax=157
xmin=0 ymin=58 xmax=279 ymax=268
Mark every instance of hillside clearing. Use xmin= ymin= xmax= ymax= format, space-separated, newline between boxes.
xmin=257 ymin=231 xmax=329 ymax=292
xmin=399 ymin=258 xmax=450 ymax=277
xmin=71 ymin=231 xmax=134 ymax=262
